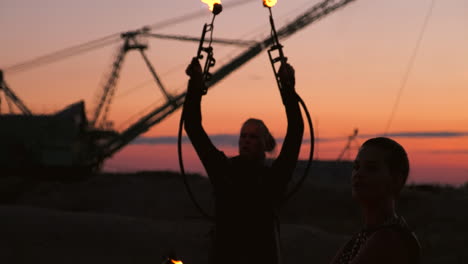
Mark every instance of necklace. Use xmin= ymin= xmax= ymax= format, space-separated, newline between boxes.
xmin=337 ymin=215 xmax=402 ymax=264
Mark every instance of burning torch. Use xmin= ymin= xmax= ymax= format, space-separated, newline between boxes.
xmin=263 ymin=0 xmax=288 ymax=92
xmin=196 ymin=0 xmax=223 ymax=94
xmin=161 ymin=257 xmax=183 ymax=264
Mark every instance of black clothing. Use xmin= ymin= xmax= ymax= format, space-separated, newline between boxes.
xmin=183 ymin=76 xmax=304 ymax=264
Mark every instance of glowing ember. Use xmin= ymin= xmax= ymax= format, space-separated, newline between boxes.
xmin=263 ymin=0 xmax=277 ymax=8
xmin=170 ymin=259 xmax=183 ymax=264
xmin=201 ymin=0 xmax=222 ymax=11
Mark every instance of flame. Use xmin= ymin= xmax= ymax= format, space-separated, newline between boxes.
xmin=170 ymin=259 xmax=183 ymax=264
xmin=263 ymin=0 xmax=277 ymax=8
xmin=201 ymin=0 xmax=221 ymax=11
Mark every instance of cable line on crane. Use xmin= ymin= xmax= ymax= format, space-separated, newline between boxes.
xmin=3 ymin=36 xmax=121 ymax=75
xmin=2 ymin=0 xmax=257 ymax=75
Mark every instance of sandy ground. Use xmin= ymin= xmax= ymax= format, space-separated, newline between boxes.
xmin=0 ymin=171 xmax=347 ymax=263
xmin=2 ymin=171 xmax=467 ymax=263
xmin=0 ymin=205 xmax=345 ymax=264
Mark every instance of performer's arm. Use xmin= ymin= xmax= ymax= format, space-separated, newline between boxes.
xmin=271 ymin=63 xmax=304 ymax=193
xmin=183 ymin=58 xmax=226 ymax=184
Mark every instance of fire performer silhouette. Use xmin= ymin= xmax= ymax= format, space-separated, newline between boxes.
xmin=183 ymin=56 xmax=303 ymax=263
xmin=179 ymin=1 xmax=305 ymax=263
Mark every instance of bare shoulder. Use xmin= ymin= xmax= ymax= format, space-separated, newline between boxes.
xmin=352 ymin=228 xmax=420 ymax=264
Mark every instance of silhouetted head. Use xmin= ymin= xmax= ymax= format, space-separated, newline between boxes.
xmin=352 ymin=137 xmax=409 ymax=202
xmin=238 ymin=118 xmax=276 ymax=161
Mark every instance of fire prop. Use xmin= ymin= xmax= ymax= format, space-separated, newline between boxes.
xmin=196 ymin=0 xmax=223 ymax=94
xmin=263 ymin=0 xmax=287 ymax=91
xmin=161 ymin=256 xmax=183 ymax=264
xmin=202 ymin=0 xmax=222 ymax=11
xmin=263 ymin=0 xmax=278 ymax=8
xmin=262 ymin=0 xmax=316 ymax=205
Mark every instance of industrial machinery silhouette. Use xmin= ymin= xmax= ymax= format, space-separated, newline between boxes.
xmin=0 ymin=0 xmax=356 ymax=175
xmin=0 ymin=70 xmax=32 ymax=116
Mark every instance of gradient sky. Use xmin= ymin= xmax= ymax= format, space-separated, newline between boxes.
xmin=1 ymin=0 xmax=467 ymax=185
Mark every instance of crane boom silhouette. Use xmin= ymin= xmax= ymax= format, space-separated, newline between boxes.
xmin=90 ymin=0 xmax=357 ymax=167
xmin=0 ymin=70 xmax=32 ymax=115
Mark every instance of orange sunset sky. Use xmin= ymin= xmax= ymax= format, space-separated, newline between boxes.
xmin=1 ymin=0 xmax=467 ymax=185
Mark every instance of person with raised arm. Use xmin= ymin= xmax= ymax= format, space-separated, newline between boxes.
xmin=183 ymin=57 xmax=304 ymax=264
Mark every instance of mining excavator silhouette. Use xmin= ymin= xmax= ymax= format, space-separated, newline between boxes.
xmin=0 ymin=0 xmax=356 ymax=177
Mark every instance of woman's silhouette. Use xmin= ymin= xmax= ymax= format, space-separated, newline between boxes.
xmin=183 ymin=58 xmax=304 ymax=264
xmin=330 ymin=137 xmax=421 ymax=264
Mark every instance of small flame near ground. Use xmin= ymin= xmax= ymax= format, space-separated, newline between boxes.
xmin=170 ymin=259 xmax=183 ymax=264
xmin=201 ymin=0 xmax=222 ymax=11
xmin=263 ymin=0 xmax=278 ymax=8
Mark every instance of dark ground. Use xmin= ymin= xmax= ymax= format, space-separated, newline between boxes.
xmin=0 ymin=170 xmax=467 ymax=263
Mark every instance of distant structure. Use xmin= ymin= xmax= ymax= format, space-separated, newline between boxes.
xmin=0 ymin=101 xmax=93 ymax=175
xmin=0 ymin=72 xmax=114 ymax=176
xmin=337 ymin=128 xmax=359 ymax=161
